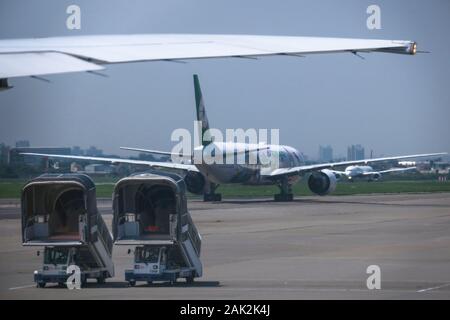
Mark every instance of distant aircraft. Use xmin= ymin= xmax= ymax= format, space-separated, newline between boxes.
xmin=330 ymin=165 xmax=417 ymax=182
xmin=0 ymin=33 xmax=418 ymax=90
xmin=22 ymin=75 xmax=446 ymax=202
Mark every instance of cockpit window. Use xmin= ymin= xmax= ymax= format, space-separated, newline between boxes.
xmin=135 ymin=247 xmax=160 ymax=263
xmin=44 ymin=247 xmax=69 ymax=265
xmin=292 ymin=152 xmax=302 ymax=166
xmin=279 ymin=149 xmax=296 ymax=167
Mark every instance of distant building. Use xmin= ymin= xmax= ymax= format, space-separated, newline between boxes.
xmin=10 ymin=147 xmax=71 ymax=167
xmin=347 ymin=144 xmax=365 ymax=161
xmin=15 ymin=140 xmax=30 ymax=148
xmin=85 ymin=164 xmax=114 ymax=174
xmin=85 ymin=146 xmax=103 ymax=156
xmin=0 ymin=143 xmax=10 ymax=164
xmin=72 ymin=146 xmax=84 ymax=156
xmin=318 ymin=145 xmax=333 ymax=162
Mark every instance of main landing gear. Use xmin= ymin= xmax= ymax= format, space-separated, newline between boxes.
xmin=203 ymin=182 xmax=222 ymax=202
xmin=274 ymin=178 xmax=294 ymax=202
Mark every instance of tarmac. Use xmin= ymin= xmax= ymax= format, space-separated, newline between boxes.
xmin=1 ymin=193 xmax=450 ymax=299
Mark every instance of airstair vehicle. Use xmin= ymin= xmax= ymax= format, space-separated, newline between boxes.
xmin=112 ymin=171 xmax=202 ymax=286
xmin=21 ymin=174 xmax=114 ymax=288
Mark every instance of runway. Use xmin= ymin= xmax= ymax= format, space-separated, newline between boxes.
xmin=1 ymin=193 xmax=450 ymax=299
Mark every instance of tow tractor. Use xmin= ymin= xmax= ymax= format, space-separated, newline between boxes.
xmin=126 ymin=245 xmax=196 ymax=286
xmin=34 ymin=246 xmax=108 ymax=288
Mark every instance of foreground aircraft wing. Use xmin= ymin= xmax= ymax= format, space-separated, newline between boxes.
xmin=20 ymin=152 xmax=199 ymax=172
xmin=0 ymin=34 xmax=417 ymax=81
xmin=268 ymin=153 xmax=446 ymax=177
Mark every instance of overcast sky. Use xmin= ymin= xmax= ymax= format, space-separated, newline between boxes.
xmin=0 ymin=0 xmax=449 ymax=159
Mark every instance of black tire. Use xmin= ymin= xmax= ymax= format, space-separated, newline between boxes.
xmin=147 ymin=281 xmax=153 ymax=285
xmin=58 ymin=282 xmax=65 ymax=287
xmin=37 ymin=282 xmax=46 ymax=288
xmin=80 ymin=276 xmax=87 ymax=288
xmin=97 ymin=277 xmax=105 ymax=284
xmin=129 ymin=280 xmax=136 ymax=287
xmin=186 ymin=276 xmax=194 ymax=284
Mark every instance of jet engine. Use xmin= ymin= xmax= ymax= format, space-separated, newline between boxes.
xmin=307 ymin=169 xmax=337 ymax=196
xmin=184 ymin=171 xmax=206 ymax=195
xmin=371 ymin=173 xmax=381 ymax=181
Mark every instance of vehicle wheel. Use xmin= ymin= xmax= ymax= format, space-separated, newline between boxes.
xmin=97 ymin=277 xmax=105 ymax=284
xmin=58 ymin=282 xmax=65 ymax=287
xmin=170 ymin=280 xmax=176 ymax=286
xmin=186 ymin=276 xmax=194 ymax=284
xmin=129 ymin=280 xmax=136 ymax=287
xmin=80 ymin=276 xmax=87 ymax=288
xmin=37 ymin=282 xmax=46 ymax=288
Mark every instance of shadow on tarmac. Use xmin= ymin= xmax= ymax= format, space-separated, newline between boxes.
xmin=41 ymin=280 xmax=221 ymax=289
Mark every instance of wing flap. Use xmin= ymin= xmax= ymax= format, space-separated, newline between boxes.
xmin=0 ymin=52 xmax=104 ymax=78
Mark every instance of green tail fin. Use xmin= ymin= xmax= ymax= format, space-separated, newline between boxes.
xmin=193 ymin=74 xmax=211 ymax=146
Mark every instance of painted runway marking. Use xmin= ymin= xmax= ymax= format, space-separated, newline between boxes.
xmin=9 ymin=284 xmax=35 ymax=290
xmin=417 ymin=283 xmax=450 ymax=293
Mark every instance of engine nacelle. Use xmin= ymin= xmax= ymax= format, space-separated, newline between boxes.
xmin=184 ymin=171 xmax=206 ymax=195
xmin=371 ymin=173 xmax=381 ymax=181
xmin=308 ymin=169 xmax=337 ymax=196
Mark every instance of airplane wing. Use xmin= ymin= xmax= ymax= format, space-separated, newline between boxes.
xmin=0 ymin=34 xmax=417 ymax=81
xmin=328 ymin=169 xmax=347 ymax=175
xmin=267 ymin=153 xmax=446 ymax=177
xmin=376 ymin=167 xmax=417 ymax=174
xmin=120 ymin=144 xmax=270 ymax=157
xmin=119 ymin=147 xmax=191 ymax=158
xmin=20 ymin=152 xmax=199 ymax=172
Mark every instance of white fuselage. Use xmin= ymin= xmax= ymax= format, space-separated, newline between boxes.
xmin=191 ymin=142 xmax=304 ymax=185
xmin=344 ymin=165 xmax=375 ymax=179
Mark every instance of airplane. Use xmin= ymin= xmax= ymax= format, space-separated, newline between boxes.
xmin=0 ymin=33 xmax=419 ymax=90
xmin=21 ymin=74 xmax=447 ymax=202
xmin=330 ymin=165 xmax=417 ymax=182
